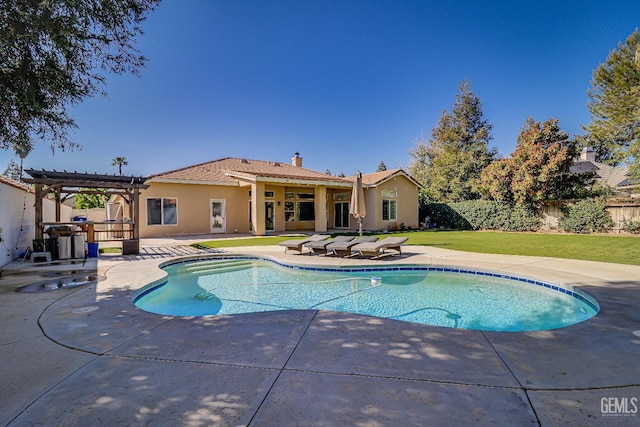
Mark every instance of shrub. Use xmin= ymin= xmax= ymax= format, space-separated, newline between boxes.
xmin=500 ymin=206 xmax=542 ymax=232
xmin=422 ymin=201 xmax=541 ymax=232
xmin=558 ymin=199 xmax=613 ymax=233
xmin=452 ymin=200 xmax=500 ymax=230
xmin=622 ymin=219 xmax=640 ymax=234
xmin=422 ymin=203 xmax=472 ymax=230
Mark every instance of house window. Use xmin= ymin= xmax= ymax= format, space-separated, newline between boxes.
xmin=285 ymin=201 xmax=295 ymax=221
xmin=296 ymin=193 xmax=315 ymax=221
xmin=265 ymin=191 xmax=275 ymax=198
xmin=282 ymin=191 xmax=316 ymax=222
xmin=147 ymin=198 xmax=177 ymax=225
xmin=333 ymin=192 xmax=350 ymax=200
xmin=381 ymin=189 xmax=397 ymax=198
xmin=382 ymin=199 xmax=397 ymax=221
xmin=298 ymin=201 xmax=315 ymax=221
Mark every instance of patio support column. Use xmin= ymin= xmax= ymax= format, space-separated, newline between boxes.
xmin=132 ymin=188 xmax=140 ymax=240
xmin=314 ymin=186 xmax=327 ymax=233
xmin=54 ymin=188 xmax=61 ymax=222
xmin=34 ymin=183 xmax=44 ymax=240
xmin=251 ymin=181 xmax=266 ymax=236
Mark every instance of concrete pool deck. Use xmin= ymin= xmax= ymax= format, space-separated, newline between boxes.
xmin=1 ymin=238 xmax=639 ymax=426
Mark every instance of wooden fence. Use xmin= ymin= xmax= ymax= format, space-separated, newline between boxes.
xmin=542 ymin=200 xmax=640 ymax=232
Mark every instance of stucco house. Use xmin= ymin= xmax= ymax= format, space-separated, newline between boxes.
xmin=136 ymin=153 xmax=420 ymax=237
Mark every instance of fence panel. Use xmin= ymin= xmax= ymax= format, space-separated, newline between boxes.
xmin=542 ymin=200 xmax=640 ymax=232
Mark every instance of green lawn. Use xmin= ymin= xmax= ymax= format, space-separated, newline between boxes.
xmin=195 ymin=230 xmax=640 ymax=266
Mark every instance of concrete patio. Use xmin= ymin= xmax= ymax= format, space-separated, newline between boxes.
xmin=1 ymin=238 xmax=639 ymax=426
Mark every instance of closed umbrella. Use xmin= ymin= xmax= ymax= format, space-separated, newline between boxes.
xmin=350 ymin=171 xmax=366 ymax=236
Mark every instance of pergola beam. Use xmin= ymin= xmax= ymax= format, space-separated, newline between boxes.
xmin=23 ymin=169 xmax=149 ymax=252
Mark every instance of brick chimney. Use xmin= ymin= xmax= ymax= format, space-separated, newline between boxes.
xmin=291 ymin=152 xmax=303 ymax=167
xmin=580 ymin=146 xmax=596 ymax=162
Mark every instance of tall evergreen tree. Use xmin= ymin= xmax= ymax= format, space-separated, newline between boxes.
xmin=585 ymin=29 xmax=640 ymax=178
xmin=409 ymin=79 xmax=497 ymax=202
xmin=376 ymin=161 xmax=387 ymax=172
xmin=3 ymin=159 xmax=21 ymax=181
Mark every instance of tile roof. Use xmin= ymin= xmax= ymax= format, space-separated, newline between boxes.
xmin=359 ymin=168 xmax=421 ymax=188
xmin=148 ymin=157 xmax=352 ymax=185
xmin=571 ymin=160 xmax=630 ymax=188
xmin=361 ymin=169 xmax=402 ymax=185
xmin=0 ymin=174 xmax=30 ymax=191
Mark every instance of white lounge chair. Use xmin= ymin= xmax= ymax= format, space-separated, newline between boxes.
xmin=304 ymin=235 xmax=354 ymax=255
xmin=326 ymin=236 xmax=378 ymax=257
xmin=278 ymin=234 xmax=331 ymax=253
xmin=351 ymin=237 xmax=409 ymax=259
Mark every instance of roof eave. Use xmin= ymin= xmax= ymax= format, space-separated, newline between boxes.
xmin=365 ymin=170 xmax=422 ymax=188
xmin=225 ymin=172 xmax=353 ymax=187
xmin=146 ymin=177 xmax=239 ymax=186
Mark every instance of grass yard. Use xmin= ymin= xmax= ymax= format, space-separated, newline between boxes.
xmin=195 ymin=230 xmax=640 ymax=266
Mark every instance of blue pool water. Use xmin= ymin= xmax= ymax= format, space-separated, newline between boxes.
xmin=133 ymin=256 xmax=599 ymax=332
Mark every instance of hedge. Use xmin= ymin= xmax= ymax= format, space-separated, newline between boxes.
xmin=558 ymin=199 xmax=613 ymax=233
xmin=422 ymin=201 xmax=541 ymax=232
xmin=622 ymin=219 xmax=640 ymax=234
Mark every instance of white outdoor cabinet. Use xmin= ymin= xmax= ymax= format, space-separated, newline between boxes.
xmin=73 ymin=234 xmax=85 ymax=258
xmin=58 ymin=236 xmax=71 ymax=259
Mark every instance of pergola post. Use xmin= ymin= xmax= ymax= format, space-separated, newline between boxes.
xmin=132 ymin=188 xmax=140 ymax=240
xmin=34 ymin=183 xmax=44 ymax=240
xmin=54 ymin=188 xmax=61 ymax=222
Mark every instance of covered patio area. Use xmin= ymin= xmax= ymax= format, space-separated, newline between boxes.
xmin=23 ymin=169 xmax=149 ymax=256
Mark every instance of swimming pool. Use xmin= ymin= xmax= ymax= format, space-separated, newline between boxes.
xmin=133 ymin=256 xmax=599 ymax=332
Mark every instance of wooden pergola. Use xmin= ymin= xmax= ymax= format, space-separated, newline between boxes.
xmin=23 ymin=169 xmax=149 ymax=254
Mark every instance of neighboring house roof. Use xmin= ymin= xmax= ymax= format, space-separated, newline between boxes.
xmin=147 ymin=157 xmax=353 ymax=187
xmin=359 ymin=169 xmax=422 ymax=188
xmin=0 ymin=174 xmax=30 ymax=191
xmin=570 ymin=146 xmax=633 ymax=190
xmin=617 ymin=174 xmax=640 ymax=189
xmin=571 ymin=160 xmax=630 ymax=188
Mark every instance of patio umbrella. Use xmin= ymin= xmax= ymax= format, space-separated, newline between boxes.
xmin=350 ymin=171 xmax=366 ymax=236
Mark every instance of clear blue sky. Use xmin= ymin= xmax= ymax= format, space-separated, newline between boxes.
xmin=3 ymin=0 xmax=640 ymax=177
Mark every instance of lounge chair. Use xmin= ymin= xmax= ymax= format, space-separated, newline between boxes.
xmin=351 ymin=237 xmax=409 ymax=259
xmin=326 ymin=236 xmax=379 ymax=257
xmin=278 ymin=234 xmax=331 ymax=253
xmin=304 ymin=235 xmax=354 ymax=255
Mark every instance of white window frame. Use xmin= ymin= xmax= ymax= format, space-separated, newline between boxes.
xmin=147 ymin=197 xmax=178 ymax=226
xmin=382 ymin=199 xmax=397 ymax=221
xmin=334 ymin=201 xmax=350 ymax=228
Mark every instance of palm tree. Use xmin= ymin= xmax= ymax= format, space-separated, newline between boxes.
xmin=13 ymin=134 xmax=33 ymax=181
xmin=111 ymin=156 xmax=128 ymax=176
